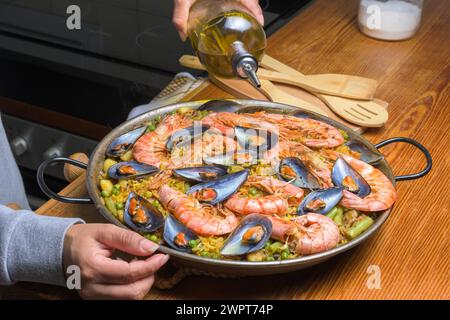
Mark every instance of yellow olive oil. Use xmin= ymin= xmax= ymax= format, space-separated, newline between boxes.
xmin=189 ymin=11 xmax=266 ymax=77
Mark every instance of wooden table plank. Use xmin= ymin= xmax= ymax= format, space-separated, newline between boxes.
xmin=3 ymin=0 xmax=449 ymax=300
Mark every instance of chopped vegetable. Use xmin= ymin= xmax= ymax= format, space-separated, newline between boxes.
xmin=104 ymin=197 xmax=117 ymax=216
xmin=346 ymin=215 xmax=374 ymax=239
xmin=100 ymin=179 xmax=114 ymax=194
xmin=103 ymin=159 xmax=117 ymax=174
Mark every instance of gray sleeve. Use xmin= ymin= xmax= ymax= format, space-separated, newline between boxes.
xmin=0 ymin=204 xmax=85 ymax=286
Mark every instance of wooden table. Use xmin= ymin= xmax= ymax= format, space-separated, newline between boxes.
xmin=2 ymin=0 xmax=449 ymax=300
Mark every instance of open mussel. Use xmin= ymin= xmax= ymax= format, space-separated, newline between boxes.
xmin=108 ymin=161 xmax=158 ymax=179
xmin=165 ymin=124 xmax=210 ymax=151
xmin=278 ymin=157 xmax=321 ymax=189
xmin=332 ymin=156 xmax=371 ymax=198
xmin=187 ymin=169 xmax=249 ymax=205
xmin=220 ymin=214 xmax=272 ymax=256
xmin=235 ymin=126 xmax=278 ymax=155
xmin=197 ymin=99 xmax=243 ymax=113
xmin=106 ymin=126 xmax=146 ymax=157
xmin=173 ymin=166 xmax=227 ymax=183
xmin=346 ymin=140 xmax=383 ymax=164
xmin=297 ymin=187 xmax=344 ymax=215
xmin=123 ymin=192 xmax=164 ymax=233
xmin=163 ymin=215 xmax=199 ymax=252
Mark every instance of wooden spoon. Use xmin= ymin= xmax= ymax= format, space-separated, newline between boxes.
xmin=260 ymin=55 xmax=389 ymax=127
xmin=180 ymin=55 xmax=378 ymax=100
xmin=258 ymin=79 xmax=327 ymax=116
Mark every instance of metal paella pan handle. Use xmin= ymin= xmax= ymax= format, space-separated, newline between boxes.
xmin=37 ymin=157 xmax=93 ymax=204
xmin=375 ymin=137 xmax=432 ymax=182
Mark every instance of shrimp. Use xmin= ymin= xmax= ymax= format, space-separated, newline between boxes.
xmin=268 ymin=213 xmax=340 ymax=255
xmin=339 ymin=154 xmax=397 ymax=211
xmin=158 ymin=185 xmax=239 ymax=236
xmin=265 ymin=140 xmax=333 ymax=188
xmin=247 ymin=111 xmax=344 ymax=148
xmin=224 ymin=176 xmax=304 ymax=216
xmin=202 ymin=112 xmax=280 ymax=135
xmin=171 ymin=128 xmax=237 ymax=167
xmin=133 ymin=114 xmax=193 ymax=167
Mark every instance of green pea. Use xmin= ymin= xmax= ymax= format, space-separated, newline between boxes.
xmin=189 ymin=239 xmax=198 ymax=248
xmin=113 ymin=184 xmax=121 ymax=190
xmin=201 ymin=252 xmax=210 ymax=257
xmin=101 ymin=190 xmax=110 ymax=197
xmin=115 ymin=202 xmax=124 ymax=210
xmin=266 ymin=256 xmax=276 ymax=262
xmin=147 ymin=122 xmax=156 ymax=132
xmin=112 ymin=188 xmax=120 ymax=195
xmin=281 ymin=251 xmax=289 ymax=260
xmin=149 ymin=234 xmax=159 ymax=242
xmin=144 ymin=191 xmax=153 ymax=198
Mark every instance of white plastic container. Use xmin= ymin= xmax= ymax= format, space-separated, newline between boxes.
xmin=358 ymin=0 xmax=423 ymax=41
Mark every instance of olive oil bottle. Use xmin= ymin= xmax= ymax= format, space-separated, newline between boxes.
xmin=187 ymin=0 xmax=266 ymax=87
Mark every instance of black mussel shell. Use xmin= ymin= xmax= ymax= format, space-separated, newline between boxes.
xmin=187 ymin=169 xmax=249 ymax=205
xmin=235 ymin=126 xmax=278 ymax=155
xmin=220 ymin=214 xmax=272 ymax=256
xmin=297 ymin=187 xmax=344 ymax=215
xmin=106 ymin=126 xmax=146 ymax=157
xmin=173 ymin=166 xmax=227 ymax=183
xmin=163 ymin=215 xmax=199 ymax=252
xmin=278 ymin=157 xmax=321 ymax=189
xmin=332 ymin=156 xmax=371 ymax=198
xmin=108 ymin=161 xmax=159 ymax=179
xmin=346 ymin=140 xmax=384 ymax=164
xmin=165 ymin=124 xmax=210 ymax=151
xmin=203 ymin=150 xmax=258 ymax=167
xmin=197 ymin=99 xmax=243 ymax=113
xmin=123 ymin=192 xmax=164 ymax=233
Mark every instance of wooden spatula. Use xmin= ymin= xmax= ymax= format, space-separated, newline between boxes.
xmin=260 ymin=55 xmax=389 ymax=127
xmin=180 ymin=55 xmax=378 ymax=100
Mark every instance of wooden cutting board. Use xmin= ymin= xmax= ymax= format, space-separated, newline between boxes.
xmin=208 ymin=74 xmax=389 ymax=133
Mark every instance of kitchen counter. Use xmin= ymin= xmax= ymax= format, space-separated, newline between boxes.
xmin=1 ymin=0 xmax=449 ymax=299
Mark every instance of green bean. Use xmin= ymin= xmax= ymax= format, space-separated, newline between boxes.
xmin=104 ymin=197 xmax=117 ymax=215
xmin=326 ymin=207 xmax=339 ymax=219
xmin=333 ymin=207 xmax=344 ymax=226
xmin=346 ymin=215 xmax=374 ymax=239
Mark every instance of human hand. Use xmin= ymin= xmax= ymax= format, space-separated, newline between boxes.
xmin=173 ymin=0 xmax=264 ymax=41
xmin=63 ymin=224 xmax=169 ymax=300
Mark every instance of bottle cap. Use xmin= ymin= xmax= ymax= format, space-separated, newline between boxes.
xmin=234 ymin=56 xmax=261 ymax=88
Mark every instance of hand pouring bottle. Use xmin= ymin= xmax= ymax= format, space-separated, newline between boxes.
xmin=187 ymin=0 xmax=266 ymax=88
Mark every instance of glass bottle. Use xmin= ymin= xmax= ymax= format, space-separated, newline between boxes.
xmin=187 ymin=0 xmax=266 ymax=87
xmin=358 ymin=0 xmax=424 ymax=41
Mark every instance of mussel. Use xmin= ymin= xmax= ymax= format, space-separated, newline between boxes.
xmin=173 ymin=166 xmax=227 ymax=183
xmin=331 ymin=156 xmax=371 ymax=198
xmin=345 ymin=140 xmax=383 ymax=164
xmin=197 ymin=99 xmax=243 ymax=113
xmin=123 ymin=192 xmax=164 ymax=233
xmin=278 ymin=157 xmax=321 ymax=189
xmin=108 ymin=161 xmax=159 ymax=179
xmin=220 ymin=214 xmax=272 ymax=256
xmin=106 ymin=126 xmax=146 ymax=157
xmin=165 ymin=124 xmax=210 ymax=151
xmin=235 ymin=126 xmax=278 ymax=155
xmin=297 ymin=187 xmax=344 ymax=215
xmin=187 ymin=169 xmax=249 ymax=205
xmin=203 ymin=150 xmax=257 ymax=167
xmin=163 ymin=215 xmax=199 ymax=252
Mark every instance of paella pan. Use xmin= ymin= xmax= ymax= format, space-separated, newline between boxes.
xmin=37 ymin=100 xmax=431 ymax=276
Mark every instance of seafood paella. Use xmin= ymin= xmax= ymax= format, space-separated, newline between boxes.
xmin=98 ymin=101 xmax=396 ymax=262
